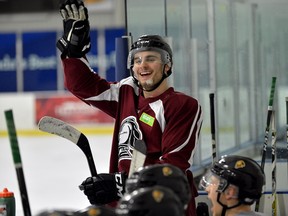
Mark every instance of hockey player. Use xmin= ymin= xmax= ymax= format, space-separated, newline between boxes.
xmin=199 ymin=155 xmax=266 ymax=216
xmin=125 ymin=163 xmax=191 ymax=211
xmin=56 ymin=0 xmax=203 ymax=215
xmin=115 ymin=185 xmax=185 ymax=216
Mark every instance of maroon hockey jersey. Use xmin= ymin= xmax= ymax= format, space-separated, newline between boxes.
xmin=62 ymin=57 xmax=203 ymax=216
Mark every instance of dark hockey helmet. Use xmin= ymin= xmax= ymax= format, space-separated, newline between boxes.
xmin=116 ymin=186 xmax=185 ymax=216
xmin=73 ymin=205 xmax=116 ymax=216
xmin=127 ymin=35 xmax=173 ymax=76
xmin=125 ymin=163 xmax=191 ymax=209
xmin=200 ymin=155 xmax=265 ymax=204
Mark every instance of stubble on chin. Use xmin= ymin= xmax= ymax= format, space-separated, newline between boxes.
xmin=141 ymin=79 xmax=153 ymax=91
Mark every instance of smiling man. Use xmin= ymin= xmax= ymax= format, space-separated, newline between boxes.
xmin=56 ymin=1 xmax=203 ymax=215
xmin=132 ymin=51 xmax=166 ymax=92
xmin=127 ymin=35 xmax=173 ymax=96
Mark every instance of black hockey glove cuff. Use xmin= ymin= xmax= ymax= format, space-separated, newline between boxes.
xmin=56 ymin=0 xmax=91 ymax=58
xmin=79 ymin=172 xmax=127 ymax=205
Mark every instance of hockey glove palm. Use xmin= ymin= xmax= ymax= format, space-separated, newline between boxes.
xmin=57 ymin=0 xmax=91 ymax=58
xmin=79 ymin=173 xmax=126 ymax=205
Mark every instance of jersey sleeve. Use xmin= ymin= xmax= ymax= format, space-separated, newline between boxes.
xmin=61 ymin=57 xmax=118 ymax=117
xmin=160 ymin=97 xmax=203 ymax=171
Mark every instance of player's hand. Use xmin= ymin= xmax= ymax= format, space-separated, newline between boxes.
xmin=79 ymin=173 xmax=126 ymax=205
xmin=56 ymin=0 xmax=91 ymax=58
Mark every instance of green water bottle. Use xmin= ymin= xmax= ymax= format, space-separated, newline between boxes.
xmin=0 ymin=188 xmax=15 ymax=216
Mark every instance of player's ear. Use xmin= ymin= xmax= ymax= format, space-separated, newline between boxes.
xmin=164 ymin=64 xmax=171 ymax=75
xmin=224 ymin=185 xmax=239 ymax=200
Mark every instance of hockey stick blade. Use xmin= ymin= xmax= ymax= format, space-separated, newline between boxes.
xmin=38 ymin=116 xmax=97 ymax=177
xmin=128 ymin=140 xmax=147 ymax=177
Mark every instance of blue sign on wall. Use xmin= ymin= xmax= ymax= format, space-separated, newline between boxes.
xmin=105 ymin=28 xmax=126 ymax=81
xmin=0 ymin=28 xmax=125 ymax=93
xmin=0 ymin=33 xmax=17 ymax=92
xmin=22 ymin=31 xmax=57 ymax=91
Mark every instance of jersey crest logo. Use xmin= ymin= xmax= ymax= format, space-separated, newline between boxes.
xmin=118 ymin=116 xmax=142 ymax=161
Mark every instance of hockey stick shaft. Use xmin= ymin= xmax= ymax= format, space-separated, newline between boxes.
xmin=271 ymin=111 xmax=277 ymax=216
xmin=38 ymin=116 xmax=97 ymax=177
xmin=209 ymin=93 xmax=217 ymax=163
xmin=260 ymin=77 xmax=277 ymax=170
xmin=128 ymin=140 xmax=147 ymax=177
xmin=255 ymin=76 xmax=277 ymax=212
xmin=286 ymin=97 xmax=288 ymax=180
xmin=4 ymin=110 xmax=32 ymax=216
xmin=77 ymin=133 xmax=97 ymax=177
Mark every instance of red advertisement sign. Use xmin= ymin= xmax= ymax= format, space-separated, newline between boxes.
xmin=35 ymin=94 xmax=114 ymax=125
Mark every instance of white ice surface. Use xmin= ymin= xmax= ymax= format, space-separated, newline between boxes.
xmin=0 ymin=135 xmax=112 ymax=216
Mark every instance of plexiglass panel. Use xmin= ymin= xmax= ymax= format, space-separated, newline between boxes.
xmin=126 ymin=0 xmax=288 ymax=166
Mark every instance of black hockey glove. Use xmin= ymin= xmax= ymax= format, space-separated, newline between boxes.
xmin=57 ymin=0 xmax=91 ymax=58
xmin=79 ymin=173 xmax=127 ymax=205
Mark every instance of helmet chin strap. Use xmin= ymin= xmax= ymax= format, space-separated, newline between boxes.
xmin=217 ymin=193 xmax=242 ymax=216
xmin=131 ymin=66 xmax=169 ymax=93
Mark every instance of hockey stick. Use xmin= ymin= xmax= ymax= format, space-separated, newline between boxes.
xmin=255 ymin=76 xmax=277 ymax=212
xmin=271 ymin=110 xmax=277 ymax=216
xmin=128 ymin=140 xmax=147 ymax=177
xmin=4 ymin=110 xmax=32 ymax=216
xmin=209 ymin=93 xmax=217 ymax=164
xmin=260 ymin=76 xmax=277 ymax=170
xmin=38 ymin=116 xmax=97 ymax=177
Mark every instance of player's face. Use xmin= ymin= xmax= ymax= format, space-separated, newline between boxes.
xmin=132 ymin=51 xmax=166 ymax=91
xmin=205 ymin=176 xmax=225 ymax=216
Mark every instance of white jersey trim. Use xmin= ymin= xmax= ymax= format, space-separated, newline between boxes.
xmin=149 ymin=100 xmax=166 ymax=133
xmin=84 ymin=77 xmax=138 ymax=102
